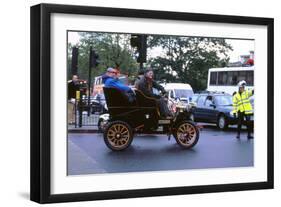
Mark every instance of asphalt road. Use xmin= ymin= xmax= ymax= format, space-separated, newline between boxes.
xmin=67 ymin=125 xmax=253 ymax=175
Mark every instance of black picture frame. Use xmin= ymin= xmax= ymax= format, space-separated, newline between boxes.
xmin=30 ymin=3 xmax=274 ymax=204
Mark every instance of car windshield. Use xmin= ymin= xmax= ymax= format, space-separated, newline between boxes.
xmin=191 ymin=95 xmax=199 ymax=102
xmin=175 ymin=89 xmax=194 ymax=98
xmin=215 ymin=95 xmax=233 ymax=106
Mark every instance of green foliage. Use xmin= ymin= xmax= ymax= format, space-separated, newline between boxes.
xmin=67 ymin=32 xmax=139 ymax=80
xmin=68 ymin=32 xmax=232 ymax=92
xmin=148 ymin=36 xmax=232 ymax=91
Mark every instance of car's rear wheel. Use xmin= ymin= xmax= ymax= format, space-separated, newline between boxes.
xmin=104 ymin=121 xmax=133 ymax=151
xmin=217 ymin=114 xmax=228 ymax=130
xmin=174 ymin=121 xmax=199 ymax=149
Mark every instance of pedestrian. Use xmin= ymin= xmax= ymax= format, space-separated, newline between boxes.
xmin=68 ymin=75 xmax=80 ymax=124
xmin=136 ymin=68 xmax=173 ymax=118
xmin=232 ymin=80 xmax=254 ymax=139
xmin=102 ymin=67 xmax=136 ymax=103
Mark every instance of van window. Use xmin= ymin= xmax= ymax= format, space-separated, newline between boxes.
xmin=246 ymin=71 xmax=254 ymax=86
xmin=238 ymin=71 xmax=247 ymax=82
xmin=218 ymin=72 xmax=227 ymax=85
xmin=210 ymin=72 xmax=218 ymax=85
xmin=170 ymin=90 xmax=175 ymax=99
xmin=174 ymin=89 xmax=193 ymax=98
xmin=210 ymin=70 xmax=253 ymax=86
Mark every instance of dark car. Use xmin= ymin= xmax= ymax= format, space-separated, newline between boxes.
xmin=190 ymin=92 xmax=237 ymax=129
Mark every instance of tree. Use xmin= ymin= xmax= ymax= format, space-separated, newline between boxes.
xmin=67 ymin=32 xmax=139 ymax=80
xmin=67 ymin=32 xmax=233 ymax=92
xmin=147 ymin=36 xmax=232 ymax=91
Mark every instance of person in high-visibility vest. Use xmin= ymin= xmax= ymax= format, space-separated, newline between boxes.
xmin=232 ymin=80 xmax=254 ymax=139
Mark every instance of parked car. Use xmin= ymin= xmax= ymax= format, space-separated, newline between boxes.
xmin=189 ymin=93 xmax=199 ymax=107
xmin=190 ymin=92 xmax=238 ymax=129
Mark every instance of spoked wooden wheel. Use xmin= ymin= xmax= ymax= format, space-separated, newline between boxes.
xmin=174 ymin=121 xmax=199 ymax=149
xmin=104 ymin=121 xmax=133 ymax=151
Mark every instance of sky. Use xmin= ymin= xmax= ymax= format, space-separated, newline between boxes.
xmin=68 ymin=31 xmax=254 ymax=62
xmin=226 ymin=39 xmax=254 ymax=62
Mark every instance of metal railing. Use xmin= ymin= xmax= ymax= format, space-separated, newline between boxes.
xmin=69 ymin=97 xmax=107 ymax=128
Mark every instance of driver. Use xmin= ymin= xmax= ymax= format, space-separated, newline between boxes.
xmin=136 ymin=68 xmax=173 ymax=118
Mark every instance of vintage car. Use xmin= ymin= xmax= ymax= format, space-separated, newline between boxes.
xmin=102 ymin=87 xmax=200 ymax=151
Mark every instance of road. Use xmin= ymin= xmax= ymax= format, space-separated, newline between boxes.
xmin=67 ymin=125 xmax=253 ymax=175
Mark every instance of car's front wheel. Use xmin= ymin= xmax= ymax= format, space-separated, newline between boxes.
xmin=173 ymin=121 xmax=199 ymax=149
xmin=217 ymin=114 xmax=228 ymax=130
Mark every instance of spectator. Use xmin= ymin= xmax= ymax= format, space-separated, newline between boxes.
xmin=68 ymin=75 xmax=80 ymax=124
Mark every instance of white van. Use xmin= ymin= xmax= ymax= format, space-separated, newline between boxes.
xmin=163 ymin=83 xmax=194 ymax=103
xmin=207 ymin=66 xmax=254 ymax=95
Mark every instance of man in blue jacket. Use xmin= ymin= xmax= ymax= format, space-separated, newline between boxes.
xmin=102 ymin=68 xmax=135 ymax=102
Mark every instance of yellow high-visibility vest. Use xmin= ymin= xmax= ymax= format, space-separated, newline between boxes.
xmin=76 ymin=90 xmax=80 ymax=100
xmin=232 ymin=90 xmax=253 ymax=115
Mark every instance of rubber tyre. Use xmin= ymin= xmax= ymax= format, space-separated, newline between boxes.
xmin=104 ymin=121 xmax=133 ymax=151
xmin=174 ymin=121 xmax=199 ymax=149
xmin=217 ymin=114 xmax=228 ymax=130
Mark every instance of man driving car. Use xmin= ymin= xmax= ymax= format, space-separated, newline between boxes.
xmin=136 ymin=68 xmax=173 ymax=118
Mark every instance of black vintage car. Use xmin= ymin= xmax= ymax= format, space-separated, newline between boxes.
xmin=102 ymin=87 xmax=200 ymax=151
xmin=190 ymin=92 xmax=238 ymax=129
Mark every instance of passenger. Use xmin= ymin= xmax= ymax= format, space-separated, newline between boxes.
xmin=136 ymin=68 xmax=173 ymax=118
xmin=102 ymin=67 xmax=135 ymax=103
